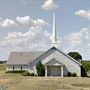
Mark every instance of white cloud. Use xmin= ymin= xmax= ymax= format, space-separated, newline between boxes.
xmin=75 ymin=10 xmax=90 ymax=20
xmin=33 ymin=19 xmax=48 ymax=27
xmin=1 ymin=23 xmax=90 ymax=60
xmin=16 ymin=16 xmax=31 ymax=26
xmin=64 ymin=28 xmax=90 ymax=46
xmin=0 ymin=17 xmax=50 ymax=52
xmin=0 ymin=27 xmax=50 ymax=51
xmin=0 ymin=18 xmax=17 ymax=28
xmin=16 ymin=16 xmax=48 ymax=27
xmin=61 ymin=27 xmax=90 ymax=60
xmin=41 ymin=0 xmax=59 ymax=10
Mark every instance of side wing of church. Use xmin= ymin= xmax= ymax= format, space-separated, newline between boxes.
xmin=6 ymin=47 xmax=81 ymax=77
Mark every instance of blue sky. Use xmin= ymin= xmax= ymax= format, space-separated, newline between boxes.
xmin=0 ymin=0 xmax=90 ymax=60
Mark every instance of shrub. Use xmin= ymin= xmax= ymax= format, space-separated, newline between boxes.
xmin=72 ymin=72 xmax=77 ymax=77
xmin=67 ymin=72 xmax=72 ymax=76
xmin=34 ymin=74 xmax=38 ymax=76
xmin=67 ymin=72 xmax=77 ymax=77
xmin=36 ymin=61 xmax=45 ymax=76
xmin=22 ymin=71 xmax=30 ymax=76
xmin=30 ymin=73 xmax=34 ymax=76
xmin=81 ymin=61 xmax=90 ymax=72
xmin=6 ymin=70 xmax=26 ymax=73
xmin=81 ymin=66 xmax=87 ymax=77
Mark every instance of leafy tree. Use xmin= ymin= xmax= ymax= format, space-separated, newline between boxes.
xmin=81 ymin=61 xmax=90 ymax=72
xmin=36 ymin=61 xmax=45 ymax=76
xmin=68 ymin=52 xmax=82 ymax=62
xmin=81 ymin=66 xmax=87 ymax=77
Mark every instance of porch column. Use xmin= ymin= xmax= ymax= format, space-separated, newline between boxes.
xmin=61 ymin=66 xmax=63 ymax=77
xmin=45 ymin=66 xmax=47 ymax=77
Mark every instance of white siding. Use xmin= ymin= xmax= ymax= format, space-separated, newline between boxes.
xmin=6 ymin=65 xmax=13 ymax=71
xmin=40 ymin=50 xmax=81 ymax=76
xmin=6 ymin=48 xmax=81 ymax=76
xmin=31 ymin=50 xmax=81 ymax=76
xmin=6 ymin=65 xmax=29 ymax=71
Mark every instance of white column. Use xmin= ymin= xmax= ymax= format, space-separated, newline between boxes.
xmin=61 ymin=66 xmax=63 ymax=77
xmin=45 ymin=66 xmax=47 ymax=77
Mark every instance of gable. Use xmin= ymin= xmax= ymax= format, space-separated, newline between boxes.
xmin=33 ymin=47 xmax=81 ymax=66
xmin=45 ymin=58 xmax=64 ymax=66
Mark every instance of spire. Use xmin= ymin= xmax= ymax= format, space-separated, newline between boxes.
xmin=52 ymin=13 xmax=57 ymax=46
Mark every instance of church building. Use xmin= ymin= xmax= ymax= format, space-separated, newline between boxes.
xmin=6 ymin=13 xmax=82 ymax=77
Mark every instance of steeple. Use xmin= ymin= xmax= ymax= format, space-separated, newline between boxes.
xmin=52 ymin=13 xmax=57 ymax=46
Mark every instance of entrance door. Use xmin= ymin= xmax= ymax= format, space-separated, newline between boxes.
xmin=48 ymin=66 xmax=61 ymax=76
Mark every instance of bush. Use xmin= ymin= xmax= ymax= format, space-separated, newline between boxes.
xmin=67 ymin=72 xmax=77 ymax=77
xmin=81 ymin=66 xmax=87 ymax=77
xmin=72 ymin=73 xmax=77 ymax=77
xmin=34 ymin=74 xmax=38 ymax=76
xmin=81 ymin=61 xmax=90 ymax=72
xmin=30 ymin=73 xmax=34 ymax=76
xmin=6 ymin=70 xmax=26 ymax=73
xmin=22 ymin=71 xmax=30 ymax=76
xmin=67 ymin=72 xmax=72 ymax=76
xmin=36 ymin=61 xmax=45 ymax=76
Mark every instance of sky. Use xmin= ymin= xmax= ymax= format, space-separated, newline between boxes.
xmin=0 ymin=0 xmax=90 ymax=60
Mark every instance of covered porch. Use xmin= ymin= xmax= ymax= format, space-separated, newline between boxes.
xmin=44 ymin=59 xmax=64 ymax=77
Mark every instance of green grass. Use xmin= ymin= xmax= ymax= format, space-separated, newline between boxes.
xmin=0 ymin=64 xmax=90 ymax=90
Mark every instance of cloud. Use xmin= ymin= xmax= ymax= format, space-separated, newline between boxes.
xmin=75 ymin=10 xmax=90 ymax=20
xmin=16 ymin=16 xmax=31 ymax=26
xmin=0 ymin=17 xmax=50 ymax=52
xmin=64 ymin=28 xmax=90 ymax=46
xmin=41 ymin=0 xmax=59 ymax=10
xmin=0 ymin=27 xmax=50 ymax=51
xmin=60 ymin=27 xmax=90 ymax=59
xmin=16 ymin=16 xmax=48 ymax=27
xmin=0 ymin=18 xmax=17 ymax=28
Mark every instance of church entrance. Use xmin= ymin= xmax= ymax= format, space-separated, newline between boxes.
xmin=47 ymin=66 xmax=61 ymax=76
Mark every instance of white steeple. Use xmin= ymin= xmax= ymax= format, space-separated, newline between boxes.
xmin=52 ymin=13 xmax=57 ymax=46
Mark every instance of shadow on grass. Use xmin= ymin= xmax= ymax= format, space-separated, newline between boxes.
xmin=71 ymin=83 xmax=90 ymax=88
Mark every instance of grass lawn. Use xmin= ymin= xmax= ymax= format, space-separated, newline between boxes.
xmin=0 ymin=64 xmax=90 ymax=90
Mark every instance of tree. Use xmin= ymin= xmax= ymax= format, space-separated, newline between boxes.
xmin=36 ymin=61 xmax=45 ymax=76
xmin=68 ymin=52 xmax=82 ymax=62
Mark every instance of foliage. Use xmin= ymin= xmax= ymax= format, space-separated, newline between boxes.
xmin=36 ymin=61 xmax=45 ymax=76
xmin=67 ymin=72 xmax=77 ymax=77
xmin=6 ymin=70 xmax=26 ymax=73
xmin=22 ymin=71 xmax=30 ymax=76
xmin=68 ymin=52 xmax=82 ymax=61
xmin=22 ymin=71 xmax=37 ymax=76
xmin=81 ymin=66 xmax=87 ymax=77
xmin=80 ymin=61 xmax=90 ymax=77
xmin=0 ymin=61 xmax=6 ymax=64
xmin=81 ymin=61 xmax=90 ymax=72
xmin=72 ymin=73 xmax=77 ymax=77
xmin=67 ymin=72 xmax=71 ymax=76
xmin=30 ymin=73 xmax=34 ymax=76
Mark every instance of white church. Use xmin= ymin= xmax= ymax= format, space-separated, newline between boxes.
xmin=6 ymin=13 xmax=82 ymax=77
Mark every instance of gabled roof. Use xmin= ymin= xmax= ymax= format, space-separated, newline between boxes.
xmin=45 ymin=58 xmax=64 ymax=66
xmin=32 ymin=47 xmax=82 ymax=66
xmin=51 ymin=47 xmax=82 ymax=65
xmin=6 ymin=46 xmax=82 ymax=66
xmin=6 ymin=51 xmax=44 ymax=65
xmin=53 ymin=47 xmax=82 ymax=66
